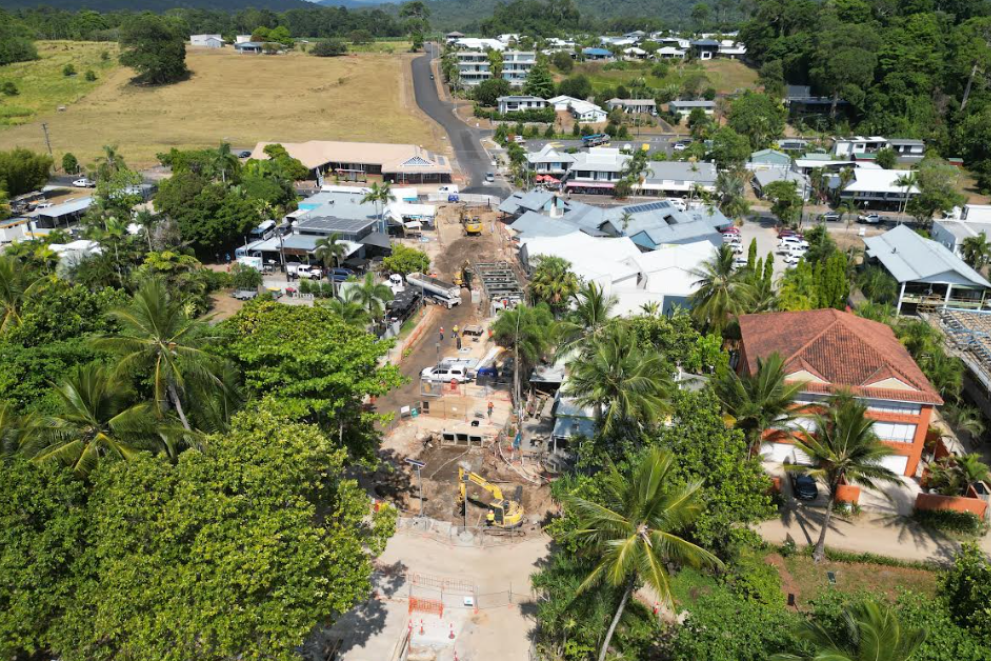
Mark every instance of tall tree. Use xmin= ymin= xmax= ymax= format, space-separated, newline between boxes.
xmin=93 ymin=279 xmax=228 ymax=431
xmin=523 ymin=57 xmax=556 ymax=98
xmin=715 ymin=352 xmax=804 ymax=451
xmin=491 ymin=303 xmax=555 ymax=413
xmin=564 ymin=324 xmax=673 ymax=436
xmin=529 ymin=255 xmax=578 ymax=314
xmin=790 ymin=395 xmax=901 ymax=562
xmin=349 ymin=273 xmax=394 ymax=323
xmin=564 ymin=447 xmax=721 ymax=661
xmin=0 ymin=255 xmax=47 ymax=335
xmin=361 ymin=182 xmax=396 ymax=234
xmin=689 ymin=244 xmax=755 ymax=333
xmin=314 ymin=233 xmax=347 ymax=298
xmin=556 ymin=281 xmax=616 ymax=358
xmin=118 ymin=13 xmax=189 ymax=85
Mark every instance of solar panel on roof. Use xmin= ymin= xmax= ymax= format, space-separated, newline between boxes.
xmin=624 ymin=201 xmax=671 ymax=214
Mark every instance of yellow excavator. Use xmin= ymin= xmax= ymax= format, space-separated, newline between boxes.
xmin=457 ymin=467 xmax=525 ymax=528
xmin=459 ymin=206 xmax=483 ymax=236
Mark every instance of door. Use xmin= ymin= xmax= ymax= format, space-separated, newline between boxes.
xmin=879 ymin=454 xmax=909 ymax=476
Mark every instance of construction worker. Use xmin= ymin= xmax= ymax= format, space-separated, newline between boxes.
xmin=487 ymin=401 xmax=494 ymax=419
xmin=453 ymin=324 xmax=459 ymax=337
xmin=439 ymin=326 xmax=444 ymax=342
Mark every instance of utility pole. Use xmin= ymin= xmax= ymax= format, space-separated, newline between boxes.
xmin=405 ymin=458 xmax=426 ymax=518
xmin=41 ymin=123 xmax=54 ymax=163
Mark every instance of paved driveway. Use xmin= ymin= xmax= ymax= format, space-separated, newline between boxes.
xmin=411 ymin=44 xmax=509 ymax=198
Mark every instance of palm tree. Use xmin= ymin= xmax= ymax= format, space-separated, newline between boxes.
xmin=362 ymin=181 xmax=397 ymax=234
xmin=714 ymin=352 xmax=804 ymax=450
xmin=214 ymin=141 xmax=239 ymax=184
xmin=350 ymin=272 xmax=394 ymax=322
xmin=564 ymin=324 xmax=673 ymax=435
xmin=94 ymin=144 xmax=127 ymax=182
xmin=321 ymin=296 xmax=371 ymax=327
xmin=555 ymin=281 xmax=617 ymax=359
xmin=895 ymin=172 xmax=919 ymax=223
xmin=564 ymin=448 xmax=722 ymax=661
xmin=960 ymin=231 xmax=990 ymax=270
xmin=772 ymin=600 xmax=926 ymax=661
xmin=835 ymin=167 xmax=855 ymax=206
xmin=529 ymin=255 xmax=579 ymax=313
xmin=491 ymin=303 xmax=556 ymax=415
xmin=314 ymin=233 xmax=348 ymax=298
xmin=19 ymin=364 xmax=158 ymax=477
xmin=837 ymin=200 xmax=857 ymax=232
xmin=92 ymin=279 xmax=226 ymax=431
xmin=689 ymin=244 xmax=755 ymax=333
xmin=0 ymin=401 xmax=30 ymax=457
xmin=790 ymin=395 xmax=902 ymax=562
xmin=0 ymin=255 xmax=46 ymax=334
xmin=132 ymin=209 xmax=161 ymax=252
xmin=941 ymin=402 xmax=986 ymax=439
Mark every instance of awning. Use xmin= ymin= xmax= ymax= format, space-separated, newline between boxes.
xmin=360 ymin=232 xmax=392 ymax=250
xmin=565 ymin=181 xmax=615 ymax=189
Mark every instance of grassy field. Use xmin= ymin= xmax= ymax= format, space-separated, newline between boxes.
xmin=0 ymin=41 xmax=119 ymax=127
xmin=558 ymin=58 xmax=758 ymax=96
xmin=0 ymin=42 xmax=439 ymax=168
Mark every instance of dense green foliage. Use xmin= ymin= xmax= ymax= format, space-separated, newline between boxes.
xmin=0 ymin=149 xmax=54 ymax=197
xmin=0 ymin=14 xmax=39 ymax=66
xmin=382 ymin=243 xmax=430 ymax=276
xmin=118 ymin=13 xmax=189 ymax=85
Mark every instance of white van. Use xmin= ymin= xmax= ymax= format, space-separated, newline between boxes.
xmin=783 ymin=243 xmax=808 ymax=258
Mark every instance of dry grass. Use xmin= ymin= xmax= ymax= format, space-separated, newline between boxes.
xmin=0 ymin=43 xmax=439 ymax=168
xmin=561 ymin=58 xmax=759 ymax=96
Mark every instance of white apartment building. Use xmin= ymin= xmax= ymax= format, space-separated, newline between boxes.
xmin=455 ymin=50 xmax=534 ymax=88
xmin=456 ymin=51 xmax=491 ymax=87
xmin=502 ymin=51 xmax=536 ymax=87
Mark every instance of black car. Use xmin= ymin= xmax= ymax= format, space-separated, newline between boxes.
xmin=790 ymin=473 xmax=819 ymax=501
xmin=237 ymin=150 xmax=252 ymax=158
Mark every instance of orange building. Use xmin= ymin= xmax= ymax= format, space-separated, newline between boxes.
xmin=737 ymin=309 xmax=942 ymax=477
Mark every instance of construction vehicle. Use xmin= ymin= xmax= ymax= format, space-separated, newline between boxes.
xmin=457 ymin=467 xmax=525 ymax=529
xmin=406 ymin=273 xmax=461 ymax=308
xmin=459 ymin=206 xmax=483 ymax=236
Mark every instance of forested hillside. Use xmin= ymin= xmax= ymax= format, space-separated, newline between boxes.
xmin=0 ymin=0 xmax=312 ymax=10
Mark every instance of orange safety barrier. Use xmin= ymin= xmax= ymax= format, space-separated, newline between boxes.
xmin=409 ymin=596 xmax=444 ymax=618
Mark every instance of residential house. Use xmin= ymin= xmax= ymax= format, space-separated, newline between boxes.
xmin=567 ymin=99 xmax=608 ymax=123
xmin=497 ymin=95 xmax=547 ymax=114
xmin=502 ymin=51 xmax=536 ymax=86
xmin=564 ymin=148 xmax=629 ymax=193
xmin=249 ymin=141 xmax=452 ymax=184
xmin=752 ymin=169 xmax=811 ymax=200
xmin=747 ymin=149 xmax=792 ymax=172
xmin=690 ymin=39 xmax=720 ymax=60
xmin=717 ymin=39 xmax=746 ymax=58
xmin=32 ymin=196 xmax=93 ymax=228
xmin=738 ymin=309 xmax=943 ymax=477
xmin=50 ymin=240 xmax=102 ymax=267
xmin=525 ymin=145 xmax=575 ymax=179
xmin=235 ymin=35 xmax=252 ymax=44
xmin=547 ymin=95 xmax=581 ymax=111
xmin=606 ymin=98 xmax=657 ymax=115
xmin=888 ymin=139 xmax=925 ymax=162
xmin=0 ymin=217 xmax=31 ymax=245
xmin=864 ymin=225 xmax=991 ymax=313
xmin=668 ymin=99 xmax=715 ymax=118
xmin=833 ymin=136 xmax=890 ymax=158
xmin=498 ymin=189 xmax=568 ymax=219
xmin=456 ymin=51 xmax=491 ymax=87
xmin=191 ymin=34 xmax=224 ymax=48
xmin=600 ymin=36 xmax=638 ymax=47
xmin=839 ymin=168 xmax=919 ymax=209
xmin=778 ymin=138 xmax=812 ymax=153
xmin=582 ymin=47 xmax=613 ymax=61
xmin=655 ymin=46 xmax=687 ymax=59
xmin=641 ymin=161 xmax=718 ymax=196
xmin=932 ymin=205 xmax=991 ymax=257
xmin=234 ymin=42 xmax=264 ymax=54
xmin=783 ymin=85 xmax=846 ymax=117
xmin=444 ymin=31 xmax=465 ymax=43
xmin=623 ymin=47 xmax=648 ymax=60
xmin=452 ymin=38 xmax=505 ymax=52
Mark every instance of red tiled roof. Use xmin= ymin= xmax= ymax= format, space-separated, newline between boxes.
xmin=738 ymin=309 xmax=942 ymax=406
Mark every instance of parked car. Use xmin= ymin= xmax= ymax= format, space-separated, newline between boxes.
xmin=485 ymin=172 xmax=495 ymax=183
xmin=790 ymin=473 xmax=819 ymax=501
xmin=72 ymin=177 xmax=95 ymax=188
xmin=777 ymin=228 xmax=801 ymax=238
xmin=722 ymin=233 xmax=742 ymax=244
xmin=34 ymin=202 xmax=53 ymax=210
xmin=733 ymin=256 xmax=748 ymax=268
xmin=430 ymin=74 xmax=435 ymax=80
xmin=420 ymin=364 xmax=473 ymax=383
xmin=858 ymin=213 xmax=882 ymax=224
xmin=290 ymin=264 xmax=322 ymax=280
xmin=782 ymin=253 xmax=802 ymax=266
xmin=720 ymin=226 xmax=741 ymax=235
xmin=327 ymin=267 xmax=355 ymax=282
xmin=512 ymin=135 xmax=526 ymax=145
xmin=821 ymin=212 xmax=841 ymax=222
xmin=673 ymin=139 xmax=692 ymax=152
xmin=237 ymin=150 xmax=252 ymax=158
xmin=779 ymin=236 xmax=809 ymax=249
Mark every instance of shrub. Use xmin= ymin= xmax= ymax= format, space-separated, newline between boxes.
xmin=231 ymin=264 xmax=263 ymax=291
xmin=84 ymin=70 xmax=97 ymax=81
xmin=1 ymin=81 xmax=18 ymax=96
xmin=913 ymin=508 xmax=986 ymax=536
xmin=61 ymin=153 xmax=79 ymax=174
xmin=311 ymin=40 xmax=347 ymax=57
xmin=703 ymin=87 xmax=717 ymax=101
xmin=543 ymin=124 xmax=555 ymax=138
xmin=725 ymin=550 xmax=784 ymax=607
xmin=100 ymin=50 xmax=110 ymax=61
xmin=63 ymin=63 xmax=77 ymax=77
xmin=940 ymin=543 xmax=991 ymax=641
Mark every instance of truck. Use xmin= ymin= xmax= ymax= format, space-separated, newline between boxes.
xmin=582 ymin=134 xmax=610 ymax=148
xmin=406 ymin=272 xmax=462 ymax=308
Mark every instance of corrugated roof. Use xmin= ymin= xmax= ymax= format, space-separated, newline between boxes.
xmin=863 ymin=225 xmax=990 ymax=287
xmin=738 ymin=309 xmax=942 ymax=405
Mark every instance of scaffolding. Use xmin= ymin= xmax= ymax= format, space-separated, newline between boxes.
xmin=474 ymin=260 xmax=525 ymax=311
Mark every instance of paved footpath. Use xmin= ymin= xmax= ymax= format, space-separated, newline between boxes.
xmin=757 ymin=502 xmax=991 ymax=564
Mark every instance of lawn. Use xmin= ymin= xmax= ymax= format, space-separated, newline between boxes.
xmin=0 ymin=41 xmax=119 ymax=127
xmin=768 ymin=552 xmax=938 ymax=611
xmin=558 ymin=58 xmax=758 ymax=96
xmin=0 ymin=43 xmax=441 ymax=168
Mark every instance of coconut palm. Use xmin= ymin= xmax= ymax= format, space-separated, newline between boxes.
xmin=19 ymin=364 xmax=159 ymax=477
xmin=350 ymin=272 xmax=394 ymax=322
xmin=920 ymin=351 xmax=964 ymax=401
xmin=320 ymin=287 xmax=371 ymax=327
xmin=564 ymin=324 xmax=673 ymax=435
xmin=941 ymin=402 xmax=986 ymax=439
xmin=315 ymin=233 xmax=348 ymax=298
xmin=689 ymin=243 xmax=755 ymax=333
xmin=564 ymin=447 xmax=722 ymax=661
xmin=790 ymin=395 xmax=901 ymax=562
xmin=92 ymin=279 xmax=227 ymax=431
xmin=772 ymin=600 xmax=926 ymax=661
xmin=214 ymin=141 xmax=240 ymax=184
xmin=529 ymin=255 xmax=579 ymax=313
xmin=714 ymin=352 xmax=804 ymax=450
xmin=491 ymin=303 xmax=556 ymax=412
xmin=0 ymin=401 xmax=31 ymax=457
xmin=0 ymin=255 xmax=47 ymax=334
xmin=362 ymin=181 xmax=397 ymax=233
xmin=895 ymin=172 xmax=919 ymax=222
xmin=960 ymin=231 xmax=991 ymax=270
xmin=555 ymin=281 xmax=617 ymax=359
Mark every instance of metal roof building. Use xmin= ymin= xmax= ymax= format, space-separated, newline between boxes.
xmin=864 ymin=225 xmax=991 ymax=313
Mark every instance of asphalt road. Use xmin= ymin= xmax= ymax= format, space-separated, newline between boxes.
xmin=411 ymin=44 xmax=508 ymax=197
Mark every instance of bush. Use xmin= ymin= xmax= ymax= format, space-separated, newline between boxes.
xmin=472 ymin=106 xmax=555 ymax=124
xmin=311 ymin=40 xmax=347 ymax=57
xmin=61 ymin=153 xmax=79 ymax=174
xmin=100 ymin=50 xmax=110 ymax=61
xmin=84 ymin=70 xmax=97 ymax=81
xmin=551 ymin=50 xmax=573 ymax=73
xmin=543 ymin=124 xmax=555 ymax=138
xmin=1 ymin=81 xmax=18 ymax=96
xmin=651 ymin=62 xmax=670 ymax=78
xmin=940 ymin=543 xmax=991 ymax=642
xmin=231 ymin=264 xmax=263 ymax=291
xmin=63 ymin=63 xmax=77 ymax=77
xmin=702 ymin=87 xmax=717 ymax=101
xmin=348 ymin=29 xmax=373 ymax=44
xmin=725 ymin=550 xmax=784 ymax=607
xmin=913 ymin=508 xmax=986 ymax=535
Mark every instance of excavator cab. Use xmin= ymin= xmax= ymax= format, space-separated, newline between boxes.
xmin=457 ymin=467 xmax=524 ymax=528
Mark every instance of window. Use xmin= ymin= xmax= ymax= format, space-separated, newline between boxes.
xmin=865 ymin=399 xmax=921 ymax=415
xmin=873 ymin=422 xmax=916 ymax=443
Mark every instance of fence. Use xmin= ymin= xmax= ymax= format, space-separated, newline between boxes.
xmin=425 ymin=193 xmax=502 ymax=206
xmin=396 ymin=515 xmax=531 ymax=548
